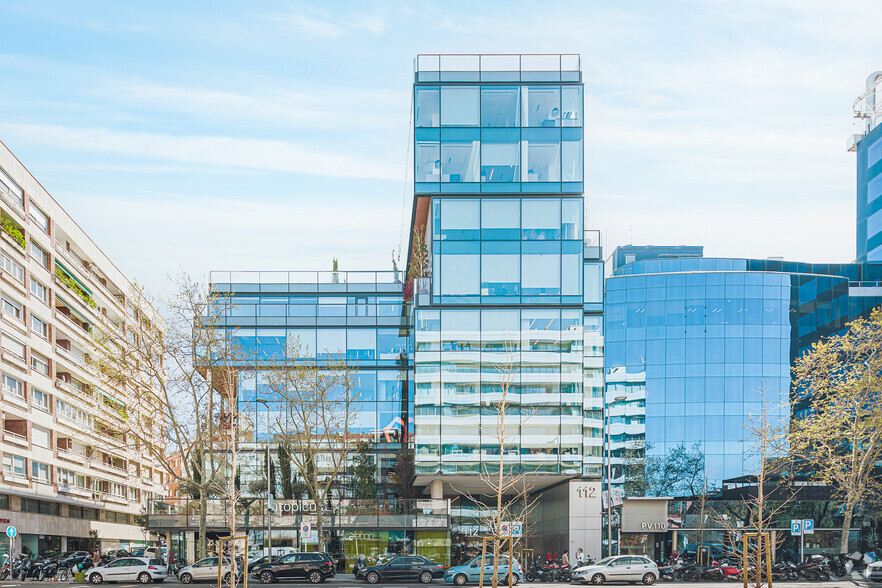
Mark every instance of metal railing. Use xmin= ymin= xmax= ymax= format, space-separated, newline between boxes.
xmin=146 ymin=497 xmax=449 ymax=531
xmin=415 ymin=54 xmax=581 ymax=83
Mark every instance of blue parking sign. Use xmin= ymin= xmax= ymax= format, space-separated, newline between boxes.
xmin=803 ymin=519 xmax=814 ymax=535
xmin=791 ymin=520 xmax=802 ymax=536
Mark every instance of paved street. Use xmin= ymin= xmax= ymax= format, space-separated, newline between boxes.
xmin=0 ymin=579 xmax=876 ymax=588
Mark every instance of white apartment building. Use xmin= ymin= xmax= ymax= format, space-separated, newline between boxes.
xmin=0 ymin=140 xmax=166 ymax=557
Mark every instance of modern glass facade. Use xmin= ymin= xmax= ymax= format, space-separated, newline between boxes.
xmin=411 ymin=55 xmax=602 ymax=487
xmin=856 ymin=121 xmax=882 ymax=262
xmin=605 ymin=248 xmax=882 ymax=494
xmin=209 ymin=271 xmax=412 ymax=494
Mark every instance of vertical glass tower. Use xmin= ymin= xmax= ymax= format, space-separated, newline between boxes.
xmin=409 ymin=55 xmax=600 ymax=495
xmin=852 ymin=71 xmax=882 ymax=262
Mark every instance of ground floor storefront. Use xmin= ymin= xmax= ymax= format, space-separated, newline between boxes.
xmin=150 ymin=481 xmax=605 ymax=569
xmin=608 ymin=496 xmax=879 ymax=561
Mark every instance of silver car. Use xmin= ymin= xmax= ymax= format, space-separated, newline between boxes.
xmin=88 ymin=557 xmax=168 ymax=584
xmin=572 ymin=556 xmax=658 ymax=585
xmin=178 ymin=557 xmax=241 ymax=584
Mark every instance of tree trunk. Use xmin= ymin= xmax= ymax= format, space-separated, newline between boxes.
xmin=315 ymin=505 xmax=324 ymax=552
xmin=840 ymin=501 xmax=854 ymax=555
xmin=198 ymin=492 xmax=208 ymax=559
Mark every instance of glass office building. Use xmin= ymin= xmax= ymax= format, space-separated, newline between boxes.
xmin=409 ymin=55 xmax=604 ymax=560
xmin=604 ymin=246 xmax=882 ymax=556
xmin=851 ymin=71 xmax=882 ymax=262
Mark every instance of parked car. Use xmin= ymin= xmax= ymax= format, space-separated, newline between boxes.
xmin=178 ymin=557 xmax=242 ymax=584
xmin=357 ymin=555 xmax=445 ymax=584
xmin=571 ymin=555 xmax=658 ymax=585
xmin=250 ymin=552 xmax=336 ymax=584
xmin=444 ymin=556 xmax=521 ymax=586
xmin=104 ymin=550 xmax=133 ymax=562
xmin=88 ymin=557 xmax=168 ymax=584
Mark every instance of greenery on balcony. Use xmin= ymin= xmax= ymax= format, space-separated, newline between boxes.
xmin=1 ymin=216 xmax=25 ymax=249
xmin=55 ymin=267 xmax=97 ymax=308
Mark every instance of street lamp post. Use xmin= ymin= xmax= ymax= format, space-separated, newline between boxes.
xmin=606 ymin=395 xmax=627 ymax=557
xmin=256 ymin=399 xmax=272 ymax=563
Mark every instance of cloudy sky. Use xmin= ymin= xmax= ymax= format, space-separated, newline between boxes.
xmin=0 ymin=0 xmax=878 ymax=293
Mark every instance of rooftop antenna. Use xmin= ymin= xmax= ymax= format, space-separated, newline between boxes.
xmin=848 ymin=71 xmax=882 ymax=151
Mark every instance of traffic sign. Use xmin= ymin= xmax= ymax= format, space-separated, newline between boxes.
xmin=300 ymin=523 xmax=311 ymax=536
xmin=511 ymin=522 xmax=523 ymax=538
xmin=803 ymin=519 xmax=814 ymax=535
xmin=499 ymin=522 xmax=510 ymax=536
xmin=5 ymin=526 xmax=15 ymax=538
xmin=790 ymin=520 xmax=802 ymax=536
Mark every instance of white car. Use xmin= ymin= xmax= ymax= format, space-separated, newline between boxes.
xmin=571 ymin=556 xmax=659 ymax=585
xmin=866 ymin=560 xmax=882 ymax=583
xmin=88 ymin=557 xmax=168 ymax=584
xmin=178 ymin=556 xmax=241 ymax=584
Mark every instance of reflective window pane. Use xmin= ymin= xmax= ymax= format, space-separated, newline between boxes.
xmin=522 ymin=86 xmax=561 ymax=127
xmin=561 ymin=128 xmax=583 ymax=182
xmin=415 ymin=134 xmax=440 ymax=182
xmin=481 ymin=199 xmax=520 ymax=240
xmin=480 ymin=129 xmax=519 ymax=182
xmin=561 ymin=198 xmax=582 ymax=239
xmin=440 ymin=199 xmax=479 ymax=240
xmin=522 ymin=128 xmax=561 ymax=182
xmin=441 ymin=86 xmax=479 ymax=126
xmin=415 ymin=86 xmax=440 ymax=127
xmin=481 ymin=86 xmax=520 ymax=127
xmin=441 ymin=128 xmax=479 ymax=182
xmin=561 ymin=86 xmax=582 ymax=127
xmin=522 ymin=198 xmax=561 ymax=240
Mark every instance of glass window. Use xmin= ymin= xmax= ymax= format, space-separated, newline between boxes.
xmin=561 ymin=250 xmax=582 ymax=296
xmin=30 ymin=278 xmax=49 ymax=304
xmin=481 ymin=199 xmax=519 ymax=239
xmin=439 ymin=199 xmax=479 ymax=240
xmin=30 ymin=242 xmax=49 ymax=268
xmin=480 ymin=129 xmax=519 ymax=182
xmin=441 ymin=128 xmax=479 ymax=182
xmin=561 ymin=198 xmax=582 ymax=239
xmin=288 ymin=328 xmax=316 ymax=356
xmin=415 ymin=131 xmax=440 ymax=182
xmin=481 ymin=248 xmax=520 ymax=296
xmin=3 ymin=455 xmax=25 ymax=477
xmin=0 ymin=166 xmax=23 ymax=205
xmin=440 ymin=254 xmax=479 ymax=296
xmin=347 ymin=329 xmax=376 ymax=361
xmin=2 ymin=295 xmax=23 ymax=321
xmin=31 ymin=314 xmax=49 ymax=338
xmin=316 ymin=329 xmax=346 ymax=358
xmin=31 ymin=389 xmax=49 ymax=411
xmin=31 ymin=461 xmax=49 ymax=482
xmin=2 ymin=373 xmax=24 ymax=398
xmin=522 ymin=128 xmax=561 ymax=182
xmin=522 ymin=199 xmax=561 ymax=239
xmin=481 ymin=86 xmax=519 ymax=127
xmin=415 ymin=86 xmax=440 ymax=127
xmin=521 ymin=242 xmax=560 ymax=295
xmin=522 ymin=86 xmax=561 ymax=127
xmin=29 ymin=203 xmax=49 ymax=233
xmin=31 ymin=351 xmax=49 ymax=375
xmin=560 ymin=86 xmax=582 ymax=127
xmin=0 ymin=252 xmax=24 ymax=284
xmin=561 ymin=128 xmax=583 ymax=182
xmin=441 ymin=86 xmax=479 ymax=126
xmin=868 ymin=136 xmax=882 ymax=168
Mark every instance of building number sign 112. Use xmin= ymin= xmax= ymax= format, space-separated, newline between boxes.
xmin=576 ymin=486 xmax=597 ymax=498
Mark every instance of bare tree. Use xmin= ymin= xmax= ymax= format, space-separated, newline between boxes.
xmin=458 ymin=342 xmax=537 ymax=588
xmin=789 ymin=308 xmax=882 ymax=554
xmin=92 ymin=274 xmax=239 ymax=560
xmin=263 ymin=339 xmax=359 ymax=551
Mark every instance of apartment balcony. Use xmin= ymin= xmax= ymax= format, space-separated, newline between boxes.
xmin=2 ymin=472 xmax=28 ymax=486
xmin=1 ymin=390 xmax=28 ymax=410
xmin=2 ymin=429 xmax=28 ymax=448
xmin=54 ymin=310 xmax=92 ymax=341
xmin=57 ymin=413 xmax=94 ymax=435
xmin=92 ymin=460 xmax=127 ymax=478
xmin=58 ymin=485 xmax=92 ymax=499
xmin=54 ymin=378 xmax=97 ymax=407
xmin=0 ymin=183 xmax=26 ymax=220
xmin=57 ymin=448 xmax=92 ymax=465
xmin=54 ymin=243 xmax=125 ymax=314
xmin=0 ymin=228 xmax=26 ymax=258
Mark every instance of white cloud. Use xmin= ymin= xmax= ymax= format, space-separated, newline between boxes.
xmin=267 ymin=7 xmax=386 ymax=38
xmin=0 ymin=123 xmax=400 ymax=181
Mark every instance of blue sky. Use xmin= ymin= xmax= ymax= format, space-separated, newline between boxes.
xmin=0 ymin=0 xmax=878 ymax=293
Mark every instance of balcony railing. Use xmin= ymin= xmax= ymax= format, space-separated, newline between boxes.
xmin=2 ymin=429 xmax=28 ymax=447
xmin=0 ymin=183 xmax=26 ymax=220
xmin=415 ymin=54 xmax=581 ymax=83
xmin=145 ymin=498 xmax=449 ymax=531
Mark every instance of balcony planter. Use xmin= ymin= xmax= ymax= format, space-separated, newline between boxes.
xmin=55 ymin=267 xmax=97 ymax=308
xmin=1 ymin=217 xmax=25 ymax=250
